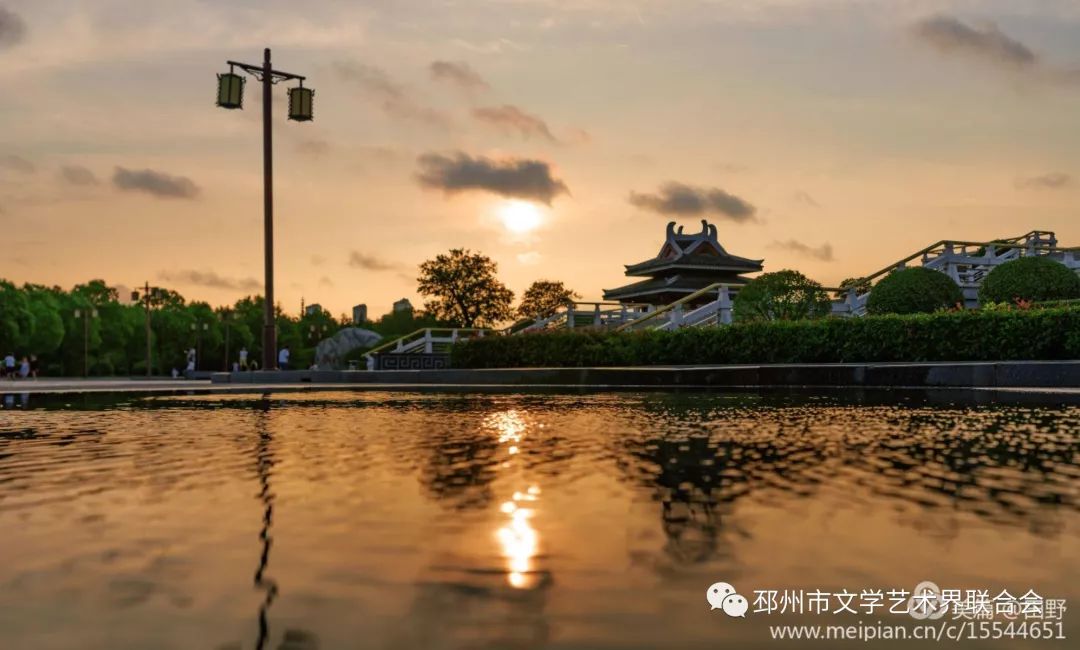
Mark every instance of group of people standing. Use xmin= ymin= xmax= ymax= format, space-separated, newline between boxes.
xmin=2 ymin=353 xmax=38 ymax=380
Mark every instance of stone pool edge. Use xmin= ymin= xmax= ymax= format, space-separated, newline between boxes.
xmin=212 ymin=360 xmax=1080 ymax=388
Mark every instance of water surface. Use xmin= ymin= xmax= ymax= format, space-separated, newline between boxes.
xmin=1 ymin=390 xmax=1077 ymax=649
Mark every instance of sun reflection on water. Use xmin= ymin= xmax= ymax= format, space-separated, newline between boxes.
xmin=487 ymin=410 xmax=542 ymax=589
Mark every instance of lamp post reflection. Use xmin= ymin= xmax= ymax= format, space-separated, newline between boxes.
xmin=253 ymin=396 xmax=278 ymax=650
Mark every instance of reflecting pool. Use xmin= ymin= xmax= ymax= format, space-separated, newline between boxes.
xmin=0 ymin=390 xmax=1077 ymax=649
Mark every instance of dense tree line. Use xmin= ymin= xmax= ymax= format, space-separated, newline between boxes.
xmin=0 ymin=252 xmax=579 ymax=375
xmin=0 ymin=279 xmax=354 ymax=376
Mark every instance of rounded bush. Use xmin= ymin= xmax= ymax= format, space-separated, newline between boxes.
xmin=866 ymin=267 xmax=963 ymax=315
xmin=733 ymin=269 xmax=831 ymax=322
xmin=978 ymin=256 xmax=1080 ymax=305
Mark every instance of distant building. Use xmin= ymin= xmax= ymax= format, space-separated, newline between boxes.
xmin=352 ymin=304 xmax=368 ymax=324
xmin=393 ymin=298 xmax=414 ymax=313
xmin=304 ymin=303 xmax=324 ymax=317
xmin=603 ymin=220 xmax=763 ymax=306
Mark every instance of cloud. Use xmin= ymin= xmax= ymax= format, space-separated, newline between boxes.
xmin=1015 ymin=172 xmax=1072 ymax=189
xmin=628 ymin=182 xmax=756 ymax=222
xmin=58 ymin=165 xmax=99 ymax=185
xmin=910 ymin=15 xmax=1037 ymax=69
xmin=296 ymin=139 xmax=331 ymax=157
xmin=429 ymin=60 xmax=489 ymax=92
xmin=348 ymin=251 xmax=403 ymax=271
xmin=416 ymin=152 xmax=569 ymax=204
xmin=0 ymin=155 xmax=34 ymax=174
xmin=451 ymin=38 xmax=524 ymax=55
xmin=333 ymin=61 xmax=451 ymax=128
xmin=714 ymin=162 xmax=749 ymax=174
xmin=158 ymin=270 xmax=261 ymax=291
xmin=517 ymin=251 xmax=542 ymax=265
xmin=318 ymin=276 xmax=334 ymax=287
xmin=113 ymin=167 xmax=199 ymax=199
xmin=0 ymin=6 xmax=26 ymax=49
xmin=793 ymin=190 xmax=819 ymax=208
xmin=769 ymin=240 xmax=834 ymax=262
xmin=473 ymin=105 xmax=558 ymax=142
xmin=310 ymin=254 xmax=327 ymax=266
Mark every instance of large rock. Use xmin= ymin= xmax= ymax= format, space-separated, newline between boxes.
xmin=315 ymin=328 xmax=382 ymax=369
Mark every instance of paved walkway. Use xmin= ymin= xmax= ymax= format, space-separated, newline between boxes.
xmin=0 ymin=378 xmax=212 ymax=393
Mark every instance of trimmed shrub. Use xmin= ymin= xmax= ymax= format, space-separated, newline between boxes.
xmin=866 ymin=267 xmax=963 ymax=315
xmin=451 ymin=306 xmax=1080 ymax=368
xmin=733 ymin=269 xmax=831 ymax=322
xmin=978 ymin=256 xmax=1080 ymax=305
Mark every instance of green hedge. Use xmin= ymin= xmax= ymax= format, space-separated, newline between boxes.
xmin=452 ymin=306 xmax=1080 ymax=367
xmin=978 ymin=256 xmax=1080 ymax=304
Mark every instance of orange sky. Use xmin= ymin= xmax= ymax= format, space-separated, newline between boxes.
xmin=1 ymin=1 xmax=1079 ymax=318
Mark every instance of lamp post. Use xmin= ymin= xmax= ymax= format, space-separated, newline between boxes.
xmin=217 ymin=48 xmax=313 ymax=372
xmin=308 ymin=323 xmax=329 ymax=342
xmin=73 ymin=307 xmax=98 ymax=377
xmin=190 ymin=322 xmax=209 ymax=371
xmin=131 ymin=282 xmax=154 ymax=377
xmin=221 ymin=309 xmax=234 ymax=371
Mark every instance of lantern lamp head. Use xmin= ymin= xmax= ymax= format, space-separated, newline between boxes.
xmin=216 ymin=72 xmax=245 ymax=109
xmin=288 ymin=85 xmax=314 ymax=122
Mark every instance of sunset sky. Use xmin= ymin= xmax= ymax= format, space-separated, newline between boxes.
xmin=1 ymin=0 xmax=1079 ymax=318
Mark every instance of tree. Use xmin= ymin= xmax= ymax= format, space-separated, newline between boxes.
xmin=733 ymin=270 xmax=831 ymax=322
xmin=516 ymin=280 xmax=580 ymax=320
xmin=0 ymin=280 xmax=33 ymax=353
xmin=836 ymin=276 xmax=871 ymax=299
xmin=978 ymin=257 xmax=1080 ymax=305
xmin=417 ymin=249 xmax=514 ymax=328
xmin=866 ymin=267 xmax=963 ymax=315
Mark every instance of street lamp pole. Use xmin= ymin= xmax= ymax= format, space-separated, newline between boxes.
xmin=142 ymin=281 xmax=151 ymax=377
xmin=261 ymin=48 xmax=276 ymax=373
xmin=132 ymin=282 xmax=155 ymax=376
xmin=218 ymin=49 xmax=313 ymax=372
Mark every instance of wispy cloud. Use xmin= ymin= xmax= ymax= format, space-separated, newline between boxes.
xmin=334 ymin=61 xmax=451 ymax=128
xmin=113 ymin=167 xmax=199 ymax=199
xmin=0 ymin=155 xmax=35 ymax=174
xmin=158 ymin=269 xmax=260 ymax=291
xmin=59 ymin=165 xmax=99 ymax=185
xmin=473 ymin=104 xmax=557 ymax=142
xmin=451 ymin=38 xmax=524 ymax=54
xmin=517 ymin=251 xmax=542 ymax=265
xmin=295 ymin=139 xmax=331 ymax=157
xmin=0 ymin=6 xmax=26 ymax=49
xmin=416 ymin=152 xmax=569 ymax=204
xmin=911 ymin=15 xmax=1036 ymax=69
xmin=1015 ymin=172 xmax=1072 ymax=189
xmin=769 ymin=239 xmax=834 ymax=262
xmin=429 ymin=60 xmax=489 ymax=92
xmin=793 ymin=190 xmax=819 ymax=208
xmin=629 ymin=181 xmax=756 ymax=222
xmin=348 ymin=251 xmax=404 ymax=271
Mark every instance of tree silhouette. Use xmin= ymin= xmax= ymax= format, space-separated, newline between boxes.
xmin=516 ymin=279 xmax=580 ymax=320
xmin=417 ymin=249 xmax=514 ymax=328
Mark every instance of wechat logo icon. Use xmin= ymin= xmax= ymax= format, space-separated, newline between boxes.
xmin=707 ymin=581 xmax=749 ymax=617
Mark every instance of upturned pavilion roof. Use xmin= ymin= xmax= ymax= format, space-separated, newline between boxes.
xmin=622 ymin=220 xmax=763 ymax=277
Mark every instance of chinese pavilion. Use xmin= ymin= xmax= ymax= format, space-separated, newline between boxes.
xmin=602 ymin=220 xmax=763 ymax=306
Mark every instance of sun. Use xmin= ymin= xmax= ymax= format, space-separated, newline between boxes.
xmin=498 ymin=200 xmax=543 ymax=234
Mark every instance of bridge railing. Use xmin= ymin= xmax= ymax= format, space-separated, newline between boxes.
xmin=363 ymin=327 xmax=492 ymax=370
